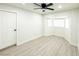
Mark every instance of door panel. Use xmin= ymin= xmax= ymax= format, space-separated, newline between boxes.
xmin=0 ymin=10 xmax=16 ymax=49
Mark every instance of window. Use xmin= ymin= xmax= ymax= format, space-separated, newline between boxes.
xmin=53 ymin=18 xmax=65 ymax=27
xmin=47 ymin=17 xmax=69 ymax=28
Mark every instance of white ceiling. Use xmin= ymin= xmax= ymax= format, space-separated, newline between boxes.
xmin=5 ymin=3 xmax=79 ymax=14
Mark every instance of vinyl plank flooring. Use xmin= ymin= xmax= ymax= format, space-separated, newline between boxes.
xmin=0 ymin=35 xmax=78 ymax=56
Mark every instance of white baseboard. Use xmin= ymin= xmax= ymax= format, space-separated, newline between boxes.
xmin=69 ymin=41 xmax=77 ymax=47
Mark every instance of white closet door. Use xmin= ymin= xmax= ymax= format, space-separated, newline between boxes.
xmin=0 ymin=10 xmax=17 ymax=49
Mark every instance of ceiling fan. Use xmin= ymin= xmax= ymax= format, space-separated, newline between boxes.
xmin=34 ymin=3 xmax=54 ymax=12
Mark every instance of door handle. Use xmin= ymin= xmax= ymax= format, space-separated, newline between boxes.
xmin=14 ymin=29 xmax=16 ymax=31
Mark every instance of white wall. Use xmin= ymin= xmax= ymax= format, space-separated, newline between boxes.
xmin=17 ymin=9 xmax=43 ymax=45
xmin=0 ymin=4 xmax=43 ymax=46
xmin=43 ymin=9 xmax=79 ymax=46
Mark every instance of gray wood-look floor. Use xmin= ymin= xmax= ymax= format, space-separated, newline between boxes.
xmin=0 ymin=35 xmax=78 ymax=56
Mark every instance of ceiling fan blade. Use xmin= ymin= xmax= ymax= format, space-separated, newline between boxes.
xmin=34 ymin=8 xmax=42 ymax=10
xmin=34 ymin=3 xmax=41 ymax=7
xmin=46 ymin=3 xmax=53 ymax=7
xmin=46 ymin=8 xmax=54 ymax=10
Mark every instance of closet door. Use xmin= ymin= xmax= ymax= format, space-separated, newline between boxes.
xmin=0 ymin=10 xmax=17 ymax=49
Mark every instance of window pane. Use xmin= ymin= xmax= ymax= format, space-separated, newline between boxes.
xmin=53 ymin=19 xmax=64 ymax=27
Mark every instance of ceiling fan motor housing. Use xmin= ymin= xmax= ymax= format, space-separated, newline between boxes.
xmin=41 ymin=3 xmax=47 ymax=8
